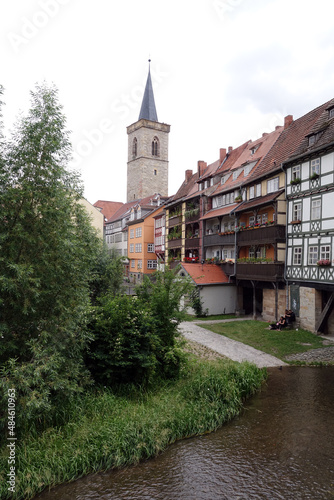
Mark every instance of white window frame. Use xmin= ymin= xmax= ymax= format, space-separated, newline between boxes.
xmin=131 ymin=259 xmax=135 ymax=269
xmin=267 ymin=177 xmax=279 ymax=194
xmin=147 ymin=260 xmax=157 ymax=269
xmin=256 ymin=183 xmax=261 ymax=197
xmin=135 ymin=227 xmax=142 ymax=238
xmin=130 ymin=229 xmax=134 ymax=239
xmin=130 ymin=244 xmax=134 ymax=253
xmin=311 ymin=158 xmax=320 ymax=176
xmin=292 ymin=165 xmax=301 ymax=180
xmin=249 ymin=215 xmax=255 ymax=225
xmin=308 ymin=246 xmax=318 ymax=265
xmin=293 ymin=247 xmax=302 ymax=265
xmin=249 ymin=186 xmax=255 ymax=199
xmin=311 ymin=198 xmax=321 ymax=220
xmin=147 ymin=243 xmax=154 ymax=252
xmin=320 ymin=245 xmax=330 ymax=261
xmin=293 ymin=202 xmax=302 ymax=221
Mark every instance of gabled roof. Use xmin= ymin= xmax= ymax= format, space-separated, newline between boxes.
xmin=200 ymin=203 xmax=239 ymax=220
xmin=107 ymin=200 xmax=138 ymax=223
xmin=181 ymin=263 xmax=229 ymax=285
xmin=138 ymin=65 xmax=158 ymax=122
xmin=250 ymin=99 xmax=333 ymax=181
xmin=93 ymin=200 xmax=124 ymax=221
xmin=232 ymin=190 xmax=284 ymax=214
xmin=284 ymin=98 xmax=334 ymax=163
xmin=167 ymin=171 xmax=200 ymax=205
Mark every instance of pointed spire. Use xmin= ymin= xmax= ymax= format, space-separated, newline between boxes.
xmin=138 ymin=60 xmax=158 ymax=122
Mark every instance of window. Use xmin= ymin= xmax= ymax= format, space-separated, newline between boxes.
xmin=257 ymin=215 xmax=262 ymax=224
xmin=249 ymin=186 xmax=255 ymax=199
xmin=147 ymin=243 xmax=154 ymax=252
xmin=267 ymin=177 xmax=279 ymax=193
xmin=154 ymin=169 xmax=157 ymax=176
xmin=131 ymin=260 xmax=135 ymax=268
xmin=135 ymin=227 xmax=142 ymax=238
xmin=293 ymin=202 xmax=302 ymax=221
xmin=292 ymin=165 xmax=301 ymax=180
xmin=147 ymin=260 xmax=157 ymax=269
xmin=262 ymin=213 xmax=268 ymax=224
xmin=249 ymin=215 xmax=255 ymax=226
xmin=130 ymin=244 xmax=134 ymax=253
xmin=256 ymin=183 xmax=261 ymax=197
xmin=311 ymin=158 xmax=320 ymax=176
xmin=293 ymin=247 xmax=302 ymax=265
xmin=132 ymin=138 xmax=137 ymax=158
xmin=308 ymin=246 xmax=318 ymax=265
xmin=130 ymin=229 xmax=134 ymax=239
xmin=135 ymin=243 xmax=142 ymax=253
xmin=249 ymin=246 xmax=255 ymax=259
xmin=256 ymin=246 xmax=266 ymax=259
xmin=311 ymin=198 xmax=321 ymax=220
xmin=137 ymin=260 xmax=142 ymax=269
xmin=152 ymin=137 xmax=159 ymax=156
xmin=320 ymin=245 xmax=330 ymax=261
xmin=330 ymin=108 xmax=334 ymax=118
xmin=308 ymin=133 xmax=322 ymax=146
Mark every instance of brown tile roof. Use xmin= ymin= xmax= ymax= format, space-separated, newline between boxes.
xmin=200 ymin=203 xmax=239 ymax=220
xmin=107 ymin=200 xmax=138 ymax=223
xmin=181 ymin=263 xmax=229 ymax=285
xmin=285 ymin=98 xmax=334 ymax=162
xmin=93 ymin=200 xmax=124 ymax=221
xmin=168 ymin=171 xmax=200 ymax=204
xmin=232 ymin=190 xmax=284 ymax=213
xmin=249 ymin=99 xmax=333 ymax=182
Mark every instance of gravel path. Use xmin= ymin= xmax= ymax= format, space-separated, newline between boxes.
xmin=179 ymin=321 xmax=287 ymax=368
xmin=179 ymin=319 xmax=334 ymax=367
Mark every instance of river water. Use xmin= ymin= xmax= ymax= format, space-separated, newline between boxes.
xmin=36 ymin=366 xmax=334 ymax=499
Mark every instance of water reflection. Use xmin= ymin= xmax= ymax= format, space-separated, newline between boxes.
xmin=35 ymin=367 xmax=334 ymax=499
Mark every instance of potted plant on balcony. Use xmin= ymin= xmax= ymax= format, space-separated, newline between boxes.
xmin=235 ymin=195 xmax=242 ymax=202
xmin=290 ymin=177 xmax=301 ymax=185
xmin=317 ymin=259 xmax=331 ymax=267
xmin=309 ymin=172 xmax=319 ymax=180
xmin=290 ymin=219 xmax=301 ymax=224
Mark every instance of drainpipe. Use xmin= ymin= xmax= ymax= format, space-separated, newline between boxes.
xmin=281 ymin=161 xmax=290 ymax=310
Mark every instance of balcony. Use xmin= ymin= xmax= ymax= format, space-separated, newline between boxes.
xmin=168 ymin=215 xmax=182 ymax=228
xmin=237 ymin=224 xmax=285 ymax=246
xmin=236 ymin=262 xmax=285 ymax=281
xmin=204 ymin=232 xmax=235 ymax=247
xmin=185 ymin=237 xmax=200 ymax=249
xmin=185 ymin=208 xmax=200 ymax=222
xmin=168 ymin=238 xmax=182 ymax=250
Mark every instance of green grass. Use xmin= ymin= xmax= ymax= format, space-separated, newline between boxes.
xmin=199 ymin=320 xmax=326 ymax=360
xmin=0 ymin=358 xmax=266 ymax=500
xmin=185 ymin=313 xmax=237 ymax=321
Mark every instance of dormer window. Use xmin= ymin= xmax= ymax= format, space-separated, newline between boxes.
xmin=308 ymin=132 xmax=322 ymax=146
xmin=329 ymin=107 xmax=334 ymax=118
xmin=152 ymin=137 xmax=159 ymax=156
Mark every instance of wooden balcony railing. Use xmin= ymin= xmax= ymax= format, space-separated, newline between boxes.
xmin=236 ymin=262 xmax=285 ymax=281
xmin=204 ymin=233 xmax=235 ymax=246
xmin=237 ymin=224 xmax=285 ymax=245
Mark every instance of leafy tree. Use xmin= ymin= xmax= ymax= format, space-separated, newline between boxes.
xmin=0 ymin=83 xmax=100 ymax=434
xmin=90 ymin=246 xmax=125 ymax=304
xmin=86 ymin=268 xmax=193 ymax=386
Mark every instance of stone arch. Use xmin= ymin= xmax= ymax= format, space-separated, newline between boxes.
xmin=152 ymin=136 xmax=159 ymax=156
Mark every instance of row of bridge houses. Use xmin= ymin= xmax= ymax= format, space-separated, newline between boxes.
xmin=96 ymin=96 xmax=334 ymax=334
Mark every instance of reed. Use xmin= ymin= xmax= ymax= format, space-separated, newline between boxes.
xmin=0 ymin=358 xmax=266 ymax=499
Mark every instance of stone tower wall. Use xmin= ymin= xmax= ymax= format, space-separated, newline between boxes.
xmin=127 ymin=119 xmax=170 ymax=202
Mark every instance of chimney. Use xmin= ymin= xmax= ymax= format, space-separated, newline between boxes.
xmin=185 ymin=169 xmax=193 ymax=182
xmin=197 ymin=160 xmax=207 ymax=177
xmin=220 ymin=148 xmax=226 ymax=162
xmin=284 ymin=115 xmax=293 ymax=129
xmin=228 ymin=146 xmax=233 ymax=153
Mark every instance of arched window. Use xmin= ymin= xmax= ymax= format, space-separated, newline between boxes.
xmin=152 ymin=137 xmax=159 ymax=156
xmin=132 ymin=138 xmax=137 ymax=158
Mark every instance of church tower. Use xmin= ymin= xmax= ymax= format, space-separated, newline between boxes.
xmin=126 ymin=62 xmax=170 ymax=202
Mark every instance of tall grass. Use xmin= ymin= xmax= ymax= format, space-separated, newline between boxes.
xmin=0 ymin=358 xmax=266 ymax=500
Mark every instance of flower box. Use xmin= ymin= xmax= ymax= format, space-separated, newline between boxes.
xmin=317 ymin=259 xmax=331 ymax=267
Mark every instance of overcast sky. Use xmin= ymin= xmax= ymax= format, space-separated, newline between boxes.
xmin=2 ymin=0 xmax=334 ymax=204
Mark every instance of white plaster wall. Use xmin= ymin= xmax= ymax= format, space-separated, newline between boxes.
xmin=200 ymin=285 xmax=237 ymax=315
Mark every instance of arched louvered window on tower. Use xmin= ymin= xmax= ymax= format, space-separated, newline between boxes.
xmin=132 ymin=138 xmax=137 ymax=158
xmin=152 ymin=136 xmax=159 ymax=156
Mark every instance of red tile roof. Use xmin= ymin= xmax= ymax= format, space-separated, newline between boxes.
xmin=93 ymin=200 xmax=124 ymax=221
xmin=232 ymin=190 xmax=284 ymax=213
xmin=200 ymin=203 xmax=239 ymax=220
xmin=249 ymin=100 xmax=333 ymax=182
xmin=107 ymin=200 xmax=138 ymax=223
xmin=181 ymin=263 xmax=229 ymax=285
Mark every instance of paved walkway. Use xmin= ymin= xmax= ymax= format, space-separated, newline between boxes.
xmin=179 ymin=320 xmax=287 ymax=368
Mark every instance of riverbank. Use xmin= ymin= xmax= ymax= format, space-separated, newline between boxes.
xmin=0 ymin=357 xmax=266 ymax=500
xmin=180 ymin=319 xmax=334 ymax=366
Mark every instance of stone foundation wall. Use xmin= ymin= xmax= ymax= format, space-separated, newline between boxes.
xmin=299 ymin=287 xmax=322 ymax=332
xmin=262 ymin=288 xmax=287 ymax=322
